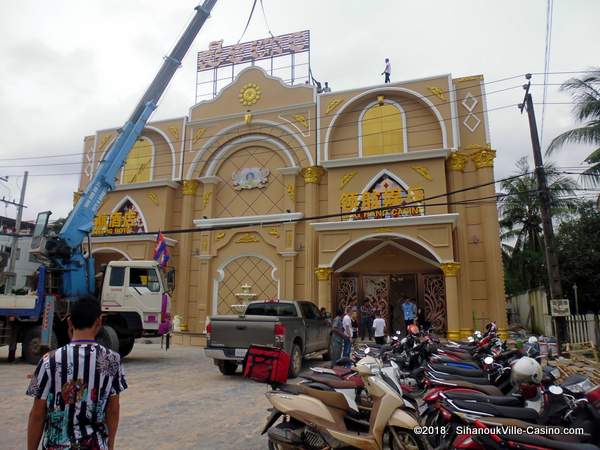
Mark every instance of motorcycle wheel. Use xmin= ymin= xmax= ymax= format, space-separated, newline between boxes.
xmin=387 ymin=427 xmax=427 ymax=450
xmin=422 ymin=409 xmax=441 ymax=447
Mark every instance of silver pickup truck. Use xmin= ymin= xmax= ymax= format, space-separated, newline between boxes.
xmin=204 ymin=300 xmax=331 ymax=377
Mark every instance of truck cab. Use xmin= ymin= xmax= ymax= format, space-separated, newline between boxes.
xmin=97 ymin=260 xmax=174 ymax=357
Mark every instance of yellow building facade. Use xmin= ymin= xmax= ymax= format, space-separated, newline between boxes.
xmin=77 ymin=67 xmax=508 ymax=344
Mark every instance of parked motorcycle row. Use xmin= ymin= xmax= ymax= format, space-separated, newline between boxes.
xmin=251 ymin=323 xmax=600 ymax=449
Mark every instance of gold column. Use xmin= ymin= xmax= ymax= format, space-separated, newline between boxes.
xmin=178 ymin=180 xmax=199 ymax=331
xmin=302 ymin=166 xmax=324 ymax=303
xmin=315 ymin=267 xmax=333 ymax=311
xmin=472 ymin=148 xmax=508 ymax=339
xmin=197 ymin=176 xmax=219 ymax=318
xmin=447 ymin=152 xmax=473 ymax=338
xmin=441 ymin=262 xmax=461 ymax=340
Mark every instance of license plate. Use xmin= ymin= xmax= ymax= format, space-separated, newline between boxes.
xmin=235 ymin=348 xmax=247 ymax=358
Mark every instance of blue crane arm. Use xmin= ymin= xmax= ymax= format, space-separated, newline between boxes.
xmin=49 ymin=0 xmax=217 ymax=298
xmin=59 ymin=0 xmax=218 ymax=249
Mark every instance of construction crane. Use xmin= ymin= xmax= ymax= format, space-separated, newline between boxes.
xmin=0 ymin=0 xmax=218 ymax=363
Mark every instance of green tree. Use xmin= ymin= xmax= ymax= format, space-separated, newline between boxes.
xmin=499 ymin=157 xmax=578 ymax=295
xmin=546 ymin=68 xmax=600 ymax=186
xmin=556 ymin=202 xmax=600 ymax=314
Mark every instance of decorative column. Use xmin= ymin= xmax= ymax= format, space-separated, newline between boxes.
xmin=315 ymin=266 xmax=333 ymax=311
xmin=441 ymin=262 xmax=461 ymax=340
xmin=471 ymin=147 xmax=508 ymax=339
xmin=178 ymin=180 xmax=199 ymax=331
xmin=302 ymin=166 xmax=325 ymax=304
xmin=197 ymin=176 xmax=220 ymax=318
xmin=447 ymin=152 xmax=474 ymax=338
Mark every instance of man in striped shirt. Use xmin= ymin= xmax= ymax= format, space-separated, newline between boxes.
xmin=26 ymin=295 xmax=127 ymax=450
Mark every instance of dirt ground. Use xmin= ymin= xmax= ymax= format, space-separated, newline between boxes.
xmin=0 ymin=340 xmax=288 ymax=449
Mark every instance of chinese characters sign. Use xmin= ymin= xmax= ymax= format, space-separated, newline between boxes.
xmin=92 ymin=200 xmax=146 ymax=236
xmin=197 ymin=30 xmax=310 ymax=71
xmin=339 ymin=175 xmax=425 ymax=220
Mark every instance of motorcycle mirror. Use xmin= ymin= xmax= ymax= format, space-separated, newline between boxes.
xmin=528 ymin=336 xmax=538 ymax=344
xmin=549 ymin=385 xmax=563 ymax=395
xmin=484 ymin=356 xmax=494 ymax=365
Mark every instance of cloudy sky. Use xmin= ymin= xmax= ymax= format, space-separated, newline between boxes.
xmin=0 ymin=0 xmax=598 ymax=223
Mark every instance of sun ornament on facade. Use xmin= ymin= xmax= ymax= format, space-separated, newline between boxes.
xmin=239 ymin=83 xmax=261 ymax=106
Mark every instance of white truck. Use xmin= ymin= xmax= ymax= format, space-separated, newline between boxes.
xmin=0 ymin=259 xmax=174 ymax=364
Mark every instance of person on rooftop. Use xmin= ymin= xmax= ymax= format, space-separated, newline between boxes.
xmin=382 ymin=58 xmax=391 ymax=83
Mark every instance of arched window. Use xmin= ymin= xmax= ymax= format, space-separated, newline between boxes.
xmin=360 ymin=102 xmax=406 ymax=156
xmin=122 ymin=137 xmax=153 ymax=184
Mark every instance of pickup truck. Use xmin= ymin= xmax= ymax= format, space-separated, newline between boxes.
xmin=204 ymin=300 xmax=331 ymax=377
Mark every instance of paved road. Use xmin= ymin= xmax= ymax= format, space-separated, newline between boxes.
xmin=0 ymin=341 xmax=295 ymax=449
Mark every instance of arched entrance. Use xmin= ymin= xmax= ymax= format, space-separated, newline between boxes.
xmin=331 ymin=237 xmax=447 ymax=334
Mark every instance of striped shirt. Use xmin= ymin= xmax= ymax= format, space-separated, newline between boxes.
xmin=26 ymin=342 xmax=127 ymax=450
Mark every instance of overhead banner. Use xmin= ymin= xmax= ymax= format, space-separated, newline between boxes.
xmin=197 ymin=30 xmax=310 ymax=71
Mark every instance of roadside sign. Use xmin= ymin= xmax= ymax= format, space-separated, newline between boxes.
xmin=550 ymin=299 xmax=570 ymax=317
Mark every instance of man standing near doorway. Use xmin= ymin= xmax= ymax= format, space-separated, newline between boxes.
xmin=342 ymin=307 xmax=353 ymax=361
xmin=372 ymin=311 xmax=386 ymax=345
xmin=381 ymin=58 xmax=391 ymax=83
xmin=402 ymin=297 xmax=417 ymax=330
xmin=330 ymin=309 xmax=345 ymax=364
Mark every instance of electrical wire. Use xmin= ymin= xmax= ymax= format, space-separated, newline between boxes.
xmin=540 ymin=0 xmax=554 ymax=151
xmin=0 ymin=73 xmax=543 ymax=162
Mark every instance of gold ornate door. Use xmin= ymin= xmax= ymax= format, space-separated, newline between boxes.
xmin=334 ymin=276 xmax=358 ymax=312
xmin=423 ymin=274 xmax=447 ymax=334
xmin=363 ymin=275 xmax=390 ymax=324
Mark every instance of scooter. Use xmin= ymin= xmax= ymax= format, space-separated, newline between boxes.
xmin=263 ymin=352 xmax=427 ymax=449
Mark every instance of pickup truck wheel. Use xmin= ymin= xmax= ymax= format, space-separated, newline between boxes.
xmin=96 ymin=325 xmax=119 ymax=353
xmin=218 ymin=360 xmax=238 ymax=375
xmin=22 ymin=326 xmax=57 ymax=365
xmin=118 ymin=337 xmax=135 ymax=358
xmin=288 ymin=344 xmax=302 ymax=378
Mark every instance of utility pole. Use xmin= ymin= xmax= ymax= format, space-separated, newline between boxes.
xmin=519 ymin=74 xmax=568 ymax=347
xmin=3 ymin=171 xmax=28 ymax=294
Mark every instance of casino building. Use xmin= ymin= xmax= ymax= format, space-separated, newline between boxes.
xmin=76 ymin=47 xmax=508 ymax=344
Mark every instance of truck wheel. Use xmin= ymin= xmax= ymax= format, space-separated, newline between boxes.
xmin=288 ymin=344 xmax=302 ymax=378
xmin=118 ymin=337 xmax=135 ymax=358
xmin=218 ymin=360 xmax=238 ymax=375
xmin=22 ymin=326 xmax=57 ymax=365
xmin=96 ymin=325 xmax=119 ymax=353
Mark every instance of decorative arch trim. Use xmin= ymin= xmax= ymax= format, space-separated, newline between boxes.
xmin=358 ymin=99 xmax=408 ymax=156
xmin=212 ymin=253 xmax=281 ymax=314
xmin=204 ymin=134 xmax=297 ymax=177
xmin=91 ymin=246 xmax=132 ymax=261
xmin=329 ymin=232 xmax=443 ymax=267
xmin=111 ymin=195 xmax=149 ymax=232
xmin=360 ymin=168 xmax=410 ymax=193
xmin=323 ymin=87 xmax=448 ymax=161
xmin=186 ymin=119 xmax=314 ymax=179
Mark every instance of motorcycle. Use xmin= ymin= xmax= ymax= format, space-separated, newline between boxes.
xmin=263 ymin=349 xmax=427 ymax=449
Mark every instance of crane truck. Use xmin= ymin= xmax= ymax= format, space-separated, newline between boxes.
xmin=0 ymin=0 xmax=218 ymax=364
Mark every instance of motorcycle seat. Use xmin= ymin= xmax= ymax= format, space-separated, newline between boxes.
xmin=299 ymin=372 xmax=358 ymax=389
xmin=428 ymin=364 xmax=485 ymax=377
xmin=429 ymin=379 xmax=503 ymax=396
xmin=428 ymin=372 xmax=490 ymax=385
xmin=498 ymin=433 xmax=600 ymax=450
xmin=430 ymin=357 xmax=480 ymax=368
xmin=296 ymin=384 xmax=351 ymax=411
xmin=449 ymin=399 xmax=539 ymax=422
xmin=442 ymin=391 xmax=522 ymax=407
xmin=439 ymin=346 xmax=472 ymax=354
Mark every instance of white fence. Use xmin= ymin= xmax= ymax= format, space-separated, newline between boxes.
xmin=507 ymin=288 xmax=599 ymax=348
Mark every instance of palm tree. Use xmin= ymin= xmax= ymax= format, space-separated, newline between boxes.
xmin=546 ymin=68 xmax=600 ymax=186
xmin=499 ymin=157 xmax=579 ymax=294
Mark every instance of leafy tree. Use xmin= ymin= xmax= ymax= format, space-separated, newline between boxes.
xmin=546 ymin=68 xmax=600 ymax=186
xmin=499 ymin=157 xmax=578 ymax=295
xmin=556 ymin=202 xmax=600 ymax=314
